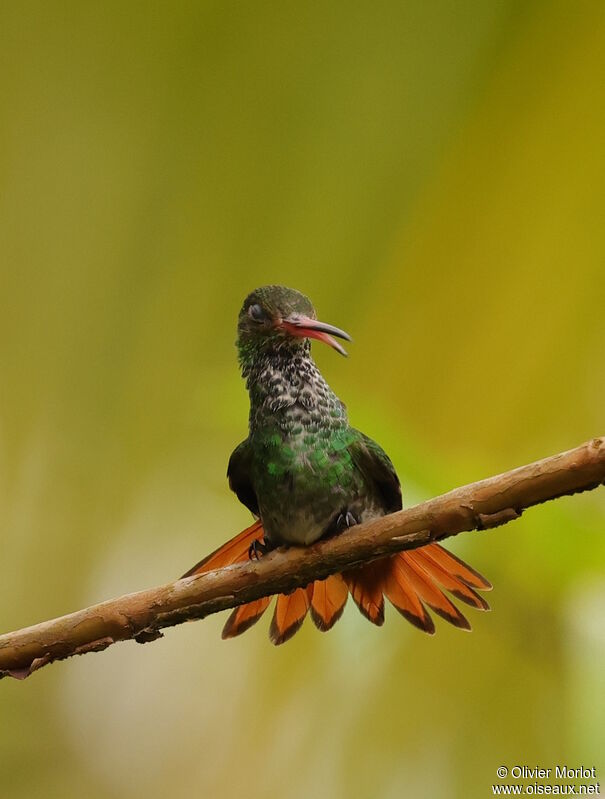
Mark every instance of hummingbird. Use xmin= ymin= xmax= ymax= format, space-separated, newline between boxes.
xmin=184 ymin=285 xmax=491 ymax=644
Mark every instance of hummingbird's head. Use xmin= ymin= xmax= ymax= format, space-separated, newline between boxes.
xmin=236 ymin=285 xmax=351 ymax=371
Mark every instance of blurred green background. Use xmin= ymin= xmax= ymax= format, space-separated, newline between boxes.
xmin=1 ymin=2 xmax=604 ymax=797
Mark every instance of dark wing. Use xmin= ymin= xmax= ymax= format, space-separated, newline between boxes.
xmin=227 ymin=439 xmax=259 ymax=516
xmin=348 ymin=429 xmax=402 ymax=514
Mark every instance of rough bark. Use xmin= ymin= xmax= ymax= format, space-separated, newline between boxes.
xmin=1 ymin=437 xmax=603 ymax=680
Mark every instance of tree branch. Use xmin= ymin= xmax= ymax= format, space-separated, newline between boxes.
xmin=1 ymin=437 xmax=604 ymax=680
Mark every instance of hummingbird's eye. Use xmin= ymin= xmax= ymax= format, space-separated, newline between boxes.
xmin=248 ymin=303 xmax=267 ymax=323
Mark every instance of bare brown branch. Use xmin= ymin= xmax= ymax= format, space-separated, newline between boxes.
xmin=1 ymin=437 xmax=604 ymax=680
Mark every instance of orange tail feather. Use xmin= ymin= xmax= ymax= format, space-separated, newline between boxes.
xmin=343 ymin=562 xmax=385 ymax=626
xmin=421 ymin=543 xmax=492 ymax=591
xmin=222 ymin=596 xmax=272 ymax=638
xmin=182 ymin=519 xmax=263 ymax=577
xmin=383 ymin=560 xmax=435 ymax=633
xmin=413 ymin=545 xmax=490 ymax=610
xmin=310 ymin=574 xmax=349 ymax=631
xmin=396 ymin=553 xmax=471 ymax=630
xmin=269 ymin=586 xmax=313 ymax=645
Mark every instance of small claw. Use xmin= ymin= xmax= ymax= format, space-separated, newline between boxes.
xmin=248 ymin=538 xmax=267 ymax=561
xmin=335 ymin=510 xmax=359 ymax=532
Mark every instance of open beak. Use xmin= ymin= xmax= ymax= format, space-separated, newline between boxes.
xmin=280 ymin=314 xmax=352 ymax=356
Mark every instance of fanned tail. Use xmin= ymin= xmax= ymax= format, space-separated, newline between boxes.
xmin=183 ymin=524 xmax=491 ymax=643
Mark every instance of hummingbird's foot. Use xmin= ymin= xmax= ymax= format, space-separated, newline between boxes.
xmin=334 ymin=510 xmax=359 ymax=534
xmin=248 ymin=538 xmax=266 ymax=560
xmin=337 ymin=510 xmax=358 ymax=530
xmin=248 ymin=537 xmax=277 ymax=560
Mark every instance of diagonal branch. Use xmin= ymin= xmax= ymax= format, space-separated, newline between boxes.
xmin=1 ymin=437 xmax=604 ymax=680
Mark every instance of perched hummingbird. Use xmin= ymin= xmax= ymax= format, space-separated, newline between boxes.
xmin=185 ymin=285 xmax=491 ymax=644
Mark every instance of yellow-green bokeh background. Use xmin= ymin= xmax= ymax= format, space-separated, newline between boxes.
xmin=1 ymin=3 xmax=604 ymax=797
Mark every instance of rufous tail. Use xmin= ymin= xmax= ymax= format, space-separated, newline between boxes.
xmin=182 ymin=521 xmax=491 ymax=645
